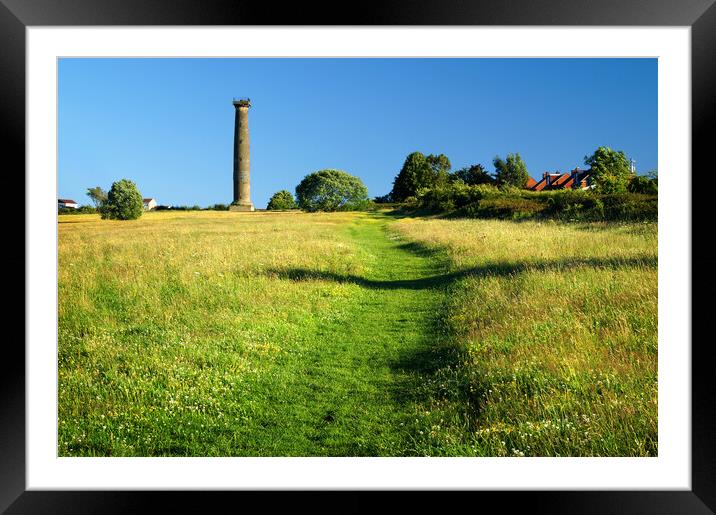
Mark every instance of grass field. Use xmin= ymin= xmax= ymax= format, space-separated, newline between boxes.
xmin=58 ymin=210 xmax=657 ymax=456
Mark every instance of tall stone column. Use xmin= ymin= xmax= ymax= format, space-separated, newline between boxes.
xmin=231 ymin=98 xmax=254 ymax=211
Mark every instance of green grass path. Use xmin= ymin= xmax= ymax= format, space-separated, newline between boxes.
xmin=242 ymin=213 xmax=451 ymax=456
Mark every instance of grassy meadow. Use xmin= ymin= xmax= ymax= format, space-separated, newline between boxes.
xmin=58 ymin=210 xmax=657 ymax=456
xmin=391 ymin=217 xmax=657 ymax=456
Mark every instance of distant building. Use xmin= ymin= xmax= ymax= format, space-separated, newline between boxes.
xmin=58 ymin=199 xmax=78 ymax=209
xmin=526 ymin=167 xmax=593 ymax=191
xmin=143 ymin=198 xmax=157 ymax=211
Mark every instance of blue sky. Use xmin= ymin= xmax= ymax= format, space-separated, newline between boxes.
xmin=58 ymin=58 xmax=657 ymax=208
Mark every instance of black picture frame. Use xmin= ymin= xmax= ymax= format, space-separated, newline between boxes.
xmin=4 ymin=1 xmax=714 ymax=512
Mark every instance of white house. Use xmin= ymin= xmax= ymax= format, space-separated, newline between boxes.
xmin=58 ymin=199 xmax=78 ymax=209
xmin=143 ymin=198 xmax=157 ymax=211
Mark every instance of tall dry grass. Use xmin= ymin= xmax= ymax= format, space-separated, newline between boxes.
xmin=58 ymin=211 xmax=369 ymax=455
xmin=392 ymin=218 xmax=657 ymax=456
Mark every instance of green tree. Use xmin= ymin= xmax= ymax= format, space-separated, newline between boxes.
xmin=267 ymin=190 xmax=297 ymax=210
xmin=390 ymin=152 xmax=434 ymax=201
xmin=584 ymin=146 xmax=632 ymax=193
xmin=86 ymin=186 xmax=107 ymax=209
xmin=493 ymin=153 xmax=529 ymax=188
xmin=101 ymin=179 xmax=143 ymax=220
xmin=452 ymin=164 xmax=495 ymax=186
xmin=295 ymin=169 xmax=369 ymax=212
xmin=426 ymin=153 xmax=452 ymax=188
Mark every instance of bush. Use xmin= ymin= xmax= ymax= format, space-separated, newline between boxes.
xmin=600 ymin=193 xmax=657 ymax=221
xmin=402 ymin=196 xmax=419 ymax=208
xmin=164 ymin=205 xmax=201 ymax=211
xmin=208 ymin=204 xmax=229 ymax=211
xmin=543 ymin=189 xmax=595 ymax=217
xmin=295 ymin=169 xmax=369 ymax=212
xmin=595 ymin=174 xmax=629 ymax=194
xmin=348 ymin=198 xmax=376 ymax=211
xmin=415 ymin=182 xmax=500 ymax=212
xmin=628 ymin=175 xmax=658 ymax=195
xmin=58 ymin=205 xmax=97 ymax=215
xmin=409 ymin=182 xmax=656 ymax=222
xmin=266 ymin=190 xmax=297 ymax=210
xmin=466 ymin=197 xmax=545 ymax=219
xmin=100 ymin=179 xmax=143 ymax=220
xmin=373 ymin=193 xmax=393 ymax=203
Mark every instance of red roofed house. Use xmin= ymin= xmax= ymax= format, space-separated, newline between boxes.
xmin=143 ymin=198 xmax=157 ymax=211
xmin=58 ymin=199 xmax=78 ymax=209
xmin=526 ymin=167 xmax=593 ymax=192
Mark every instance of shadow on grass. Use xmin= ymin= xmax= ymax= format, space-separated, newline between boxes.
xmin=394 ymin=241 xmax=442 ymax=259
xmin=268 ymin=252 xmax=657 ymax=443
xmin=268 ymin=254 xmax=657 ymax=292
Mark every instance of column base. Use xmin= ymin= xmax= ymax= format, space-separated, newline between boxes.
xmin=229 ymin=202 xmax=254 ymax=212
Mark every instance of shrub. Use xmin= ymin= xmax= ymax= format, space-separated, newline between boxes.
xmin=100 ymin=179 xmax=143 ymax=220
xmin=466 ymin=197 xmax=545 ymax=219
xmin=295 ymin=169 xmax=369 ymax=212
xmin=415 ymin=182 xmax=501 ymax=212
xmin=628 ymin=175 xmax=658 ymax=195
xmin=348 ymin=198 xmax=376 ymax=211
xmin=402 ymin=196 xmax=419 ymax=208
xmin=543 ymin=189 xmax=595 ymax=217
xmin=595 ymin=174 xmax=630 ymax=194
xmin=600 ymin=193 xmax=657 ymax=221
xmin=58 ymin=205 xmax=97 ymax=215
xmin=208 ymin=203 xmax=229 ymax=211
xmin=267 ymin=190 xmax=297 ymax=210
xmin=410 ymin=181 xmax=656 ymax=223
xmin=373 ymin=193 xmax=393 ymax=203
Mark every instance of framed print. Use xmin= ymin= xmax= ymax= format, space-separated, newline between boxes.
xmin=4 ymin=0 xmax=715 ymax=512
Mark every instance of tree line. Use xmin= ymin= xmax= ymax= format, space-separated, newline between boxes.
xmin=381 ymin=146 xmax=656 ymax=203
xmin=69 ymin=145 xmax=656 ymax=220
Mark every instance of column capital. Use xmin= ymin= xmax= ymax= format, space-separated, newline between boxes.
xmin=233 ymin=98 xmax=251 ymax=108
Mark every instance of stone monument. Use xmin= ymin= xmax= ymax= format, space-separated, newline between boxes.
xmin=230 ymin=98 xmax=254 ymax=211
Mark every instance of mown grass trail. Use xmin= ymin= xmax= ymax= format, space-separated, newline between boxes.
xmin=255 ymin=213 xmax=453 ymax=455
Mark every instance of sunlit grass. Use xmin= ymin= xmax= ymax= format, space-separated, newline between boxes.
xmin=391 ymin=217 xmax=657 ymax=456
xmin=59 ymin=211 xmax=374 ymax=455
xmin=58 ymin=211 xmax=657 ymax=456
